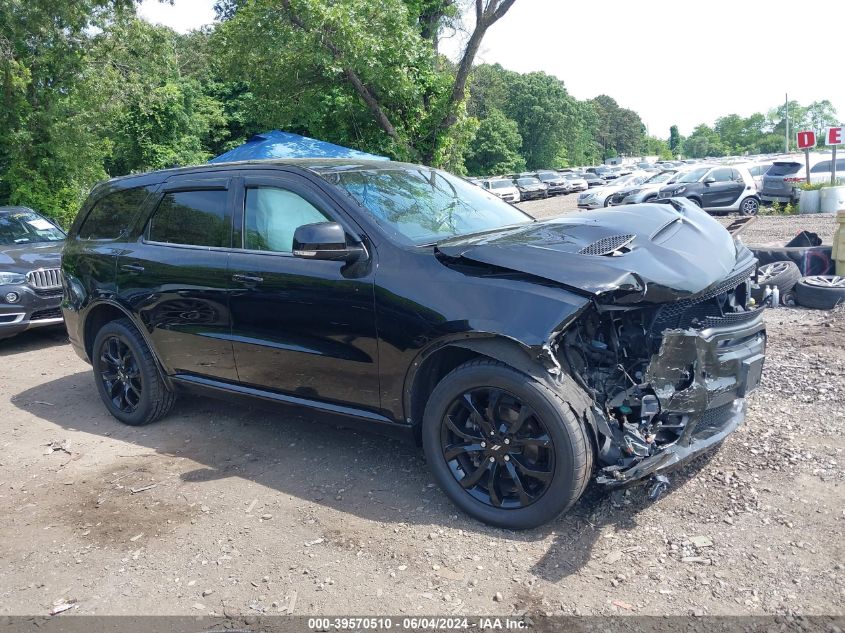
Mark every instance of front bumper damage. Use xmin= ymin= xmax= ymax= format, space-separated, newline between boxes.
xmin=593 ymin=313 xmax=766 ymax=487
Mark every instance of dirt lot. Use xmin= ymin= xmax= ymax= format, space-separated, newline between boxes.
xmin=1 ymin=216 xmax=843 ymax=618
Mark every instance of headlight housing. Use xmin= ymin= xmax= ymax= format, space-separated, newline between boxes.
xmin=0 ymin=272 xmax=27 ymax=285
xmin=626 ymin=189 xmax=641 ymax=196
xmin=674 ymin=186 xmax=686 ymax=195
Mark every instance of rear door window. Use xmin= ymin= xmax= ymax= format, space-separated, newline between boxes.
xmin=769 ymin=162 xmax=802 ymax=176
xmin=810 ymin=161 xmax=831 ymax=173
xmin=78 ymin=187 xmax=150 ymax=240
xmin=147 ymin=189 xmax=231 ymax=247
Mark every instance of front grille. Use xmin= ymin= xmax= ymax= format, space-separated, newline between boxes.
xmin=653 ymin=265 xmax=755 ymax=329
xmin=692 ymin=403 xmax=734 ymax=440
xmin=27 ymin=268 xmax=62 ymax=290
xmin=30 ymin=307 xmax=63 ymax=321
xmin=578 ymin=234 xmax=635 ymax=256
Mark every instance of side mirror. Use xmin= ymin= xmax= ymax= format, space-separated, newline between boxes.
xmin=292 ymin=222 xmax=363 ymax=262
xmin=703 ymin=176 xmax=716 ymax=184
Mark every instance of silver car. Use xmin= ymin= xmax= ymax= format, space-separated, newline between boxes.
xmin=609 ymin=169 xmax=682 ymax=205
xmin=562 ymin=172 xmax=589 ymax=192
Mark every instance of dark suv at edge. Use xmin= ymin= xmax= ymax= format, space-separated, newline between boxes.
xmin=62 ymin=159 xmax=767 ymax=529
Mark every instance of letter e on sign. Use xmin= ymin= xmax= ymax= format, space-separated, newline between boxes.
xmin=796 ymin=130 xmax=816 ymax=149
xmin=827 ymin=127 xmax=843 ymax=146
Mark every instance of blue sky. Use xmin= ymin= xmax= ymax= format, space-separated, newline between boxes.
xmin=138 ymin=0 xmax=843 ymax=137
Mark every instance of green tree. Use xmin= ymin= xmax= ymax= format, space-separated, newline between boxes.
xmin=463 ymin=109 xmax=525 ymax=175
xmin=682 ymin=124 xmax=725 ymax=158
xmin=0 ymin=0 xmax=135 ymax=224
xmin=669 ymin=125 xmax=682 ymax=156
xmin=214 ymin=0 xmax=516 ymax=167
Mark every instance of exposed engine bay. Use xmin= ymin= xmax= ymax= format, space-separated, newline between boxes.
xmin=558 ymin=265 xmax=766 ymax=485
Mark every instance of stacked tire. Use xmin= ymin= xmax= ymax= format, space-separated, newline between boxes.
xmin=751 ymin=261 xmax=801 ymax=305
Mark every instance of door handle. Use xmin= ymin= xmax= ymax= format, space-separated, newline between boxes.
xmin=121 ymin=263 xmax=145 ymax=274
xmin=232 ymin=273 xmax=264 ymax=284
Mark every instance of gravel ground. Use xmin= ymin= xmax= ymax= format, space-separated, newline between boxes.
xmin=1 ymin=304 xmax=843 ymax=617
xmin=517 ymin=195 xmax=838 ymax=246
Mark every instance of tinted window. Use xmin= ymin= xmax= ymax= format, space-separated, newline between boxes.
xmin=78 ymin=187 xmax=149 ymax=239
xmin=811 ymin=161 xmax=831 ymax=173
xmin=769 ymin=162 xmax=801 ymax=176
xmin=148 ymin=190 xmax=230 ymax=247
xmin=244 ymin=187 xmax=329 ymax=253
xmin=711 ymin=168 xmax=733 ymax=182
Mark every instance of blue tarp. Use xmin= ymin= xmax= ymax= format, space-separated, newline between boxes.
xmin=209 ymin=130 xmax=389 ymax=163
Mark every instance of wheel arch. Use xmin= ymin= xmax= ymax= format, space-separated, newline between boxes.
xmin=83 ymin=300 xmax=171 ymax=386
xmin=404 ymin=335 xmax=595 ymax=445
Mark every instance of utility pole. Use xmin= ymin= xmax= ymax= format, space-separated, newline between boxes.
xmin=785 ymin=93 xmax=789 ymax=153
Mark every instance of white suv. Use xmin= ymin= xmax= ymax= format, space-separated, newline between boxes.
xmin=481 ymin=178 xmax=521 ymax=203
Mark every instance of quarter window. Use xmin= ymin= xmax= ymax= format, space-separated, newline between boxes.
xmin=243 ymin=187 xmax=329 ymax=253
xmin=148 ymin=189 xmax=230 ymax=247
xmin=78 ymin=187 xmax=150 ymax=240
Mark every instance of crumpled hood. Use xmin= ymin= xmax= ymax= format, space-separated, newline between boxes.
xmin=0 ymin=242 xmax=64 ymax=271
xmin=435 ymin=201 xmax=747 ymax=304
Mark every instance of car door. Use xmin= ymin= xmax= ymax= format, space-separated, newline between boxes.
xmin=701 ymin=167 xmax=737 ymax=208
xmin=227 ymin=173 xmax=381 ymax=410
xmin=116 ymin=175 xmax=238 ymax=381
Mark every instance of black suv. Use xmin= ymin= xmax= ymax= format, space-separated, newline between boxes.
xmin=62 ymin=159 xmax=766 ymax=529
xmin=0 ymin=206 xmax=66 ymax=339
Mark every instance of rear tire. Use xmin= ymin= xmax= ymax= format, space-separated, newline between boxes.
xmin=421 ymin=359 xmax=592 ymax=530
xmin=92 ymin=318 xmax=175 ymax=426
xmin=740 ymin=196 xmax=760 ymax=216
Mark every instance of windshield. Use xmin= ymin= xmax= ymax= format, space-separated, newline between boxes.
xmin=517 ymin=177 xmax=540 ymax=185
xmin=645 ymin=171 xmax=676 ymax=184
xmin=536 ymin=173 xmax=557 ymax=181
xmin=676 ymin=167 xmax=711 ymax=183
xmin=322 ymin=167 xmax=533 ymax=245
xmin=0 ymin=210 xmax=65 ymax=245
xmin=489 ymin=179 xmax=513 ymax=189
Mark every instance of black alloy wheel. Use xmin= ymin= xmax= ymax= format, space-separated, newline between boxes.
xmin=98 ymin=335 xmax=142 ymax=414
xmin=422 ymin=359 xmax=592 ymax=529
xmin=440 ymin=387 xmax=555 ymax=509
xmin=92 ymin=318 xmax=176 ymax=425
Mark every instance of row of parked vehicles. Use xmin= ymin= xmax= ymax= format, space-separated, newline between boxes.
xmin=472 ymin=150 xmax=845 ymax=215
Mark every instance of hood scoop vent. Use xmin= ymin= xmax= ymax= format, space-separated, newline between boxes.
xmin=578 ymin=233 xmax=635 ymax=256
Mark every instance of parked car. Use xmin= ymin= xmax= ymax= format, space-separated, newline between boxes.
xmin=481 ymin=178 xmax=521 ymax=203
xmin=62 ymin=159 xmax=766 ymax=530
xmin=0 ymin=206 xmax=66 ymax=340
xmin=533 ymin=171 xmax=569 ymax=195
xmin=513 ymin=176 xmax=549 ymax=200
xmin=586 ymin=166 xmax=612 ymax=179
xmin=577 ymin=171 xmax=651 ymax=209
xmin=562 ymin=172 xmax=589 ymax=192
xmin=609 ymin=169 xmax=680 ymax=206
xmin=582 ymin=173 xmax=607 ymax=188
xmin=738 ymin=162 xmax=773 ymax=191
xmin=658 ymin=165 xmax=761 ymax=215
xmin=759 ymin=155 xmax=845 ymax=204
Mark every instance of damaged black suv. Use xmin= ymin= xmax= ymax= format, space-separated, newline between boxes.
xmin=62 ymin=160 xmax=766 ymax=529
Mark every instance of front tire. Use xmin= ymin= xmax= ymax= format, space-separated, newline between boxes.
xmin=92 ymin=318 xmax=175 ymax=426
xmin=422 ymin=359 xmax=592 ymax=529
